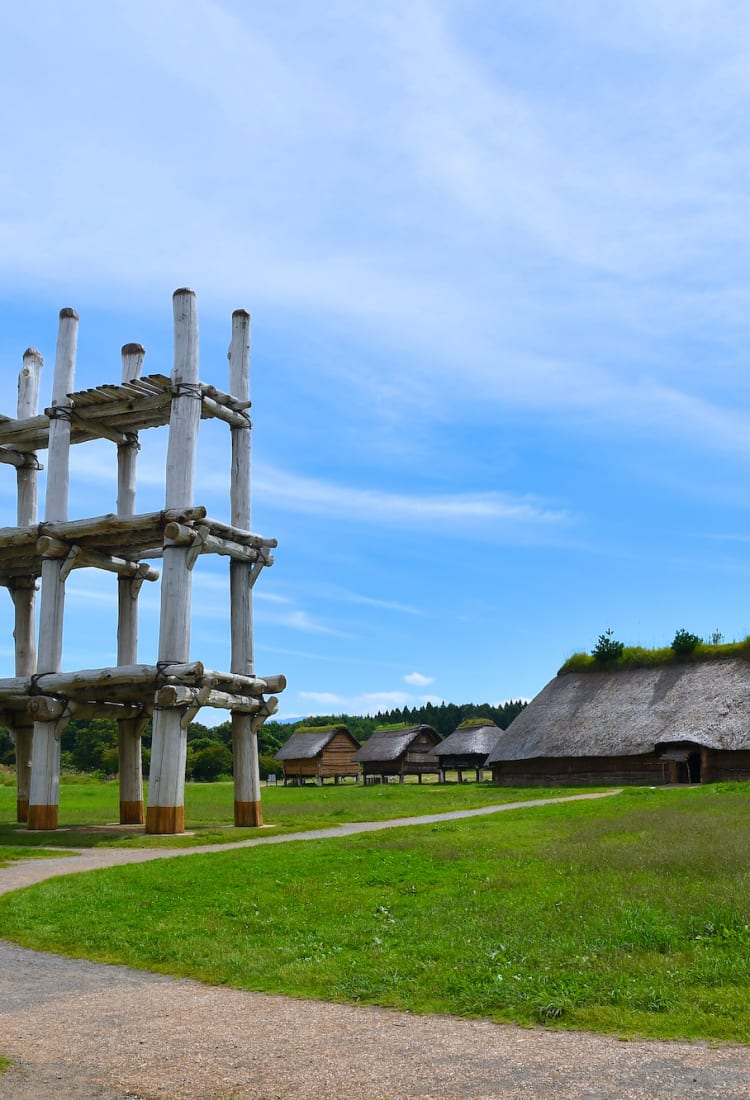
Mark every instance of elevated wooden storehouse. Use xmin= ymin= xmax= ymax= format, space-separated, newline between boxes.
xmin=274 ymin=724 xmax=360 ymax=785
xmin=352 ymin=724 xmax=441 ymax=783
xmin=435 ymin=718 xmax=501 ymax=782
xmin=487 ymin=658 xmax=750 ymax=786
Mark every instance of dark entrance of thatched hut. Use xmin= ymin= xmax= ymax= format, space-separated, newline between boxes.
xmin=658 ymin=744 xmax=703 ymax=784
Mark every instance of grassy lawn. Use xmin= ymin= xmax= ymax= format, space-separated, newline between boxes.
xmin=1 ymin=783 xmax=749 ymax=1042
xmin=0 ymin=774 xmax=581 ymax=849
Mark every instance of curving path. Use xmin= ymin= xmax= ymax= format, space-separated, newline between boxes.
xmin=1 ymin=790 xmax=749 ymax=1100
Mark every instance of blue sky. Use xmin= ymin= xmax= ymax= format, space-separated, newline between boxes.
xmin=1 ymin=1 xmax=750 ymax=722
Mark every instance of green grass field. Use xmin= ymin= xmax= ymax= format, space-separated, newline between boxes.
xmin=1 ymin=781 xmax=749 ymax=1042
xmin=0 ymin=773 xmax=578 ymax=849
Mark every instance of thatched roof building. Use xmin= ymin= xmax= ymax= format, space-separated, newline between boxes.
xmin=435 ymin=719 xmax=501 ymax=781
xmin=487 ymin=658 xmax=750 ymax=786
xmin=352 ymin=724 xmax=441 ymax=783
xmin=275 ymin=724 xmax=360 ymax=785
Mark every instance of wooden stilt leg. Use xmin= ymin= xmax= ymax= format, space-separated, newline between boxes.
xmin=28 ymin=310 xmax=77 ymax=831
xmin=146 ymin=290 xmax=200 ymax=835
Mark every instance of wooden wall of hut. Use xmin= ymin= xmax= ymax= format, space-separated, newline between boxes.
xmin=493 ymin=749 xmax=750 ymax=787
xmin=282 ymin=731 xmax=359 ymax=783
xmin=491 ymin=754 xmax=670 ymax=787
xmin=702 ymin=750 xmax=750 ymax=783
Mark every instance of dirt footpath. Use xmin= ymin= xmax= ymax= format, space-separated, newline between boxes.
xmin=1 ymin=940 xmax=750 ymax=1100
xmin=1 ymin=792 xmax=749 ymax=1099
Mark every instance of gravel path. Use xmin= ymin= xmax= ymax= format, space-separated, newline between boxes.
xmin=1 ymin=790 xmax=749 ymax=1100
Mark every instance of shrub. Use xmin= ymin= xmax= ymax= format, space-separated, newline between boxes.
xmin=592 ymin=629 xmax=624 ymax=663
xmin=672 ymin=628 xmax=701 ymax=655
xmin=190 ymin=744 xmax=233 ymax=782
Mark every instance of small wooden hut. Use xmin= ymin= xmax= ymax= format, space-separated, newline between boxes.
xmin=352 ymin=724 xmax=441 ymax=783
xmin=486 ymin=658 xmax=750 ymax=786
xmin=275 ymin=724 xmax=360 ymax=785
xmin=435 ymin=718 xmax=501 ymax=782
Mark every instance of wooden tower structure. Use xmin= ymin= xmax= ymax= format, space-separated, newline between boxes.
xmin=0 ymin=288 xmax=285 ymax=833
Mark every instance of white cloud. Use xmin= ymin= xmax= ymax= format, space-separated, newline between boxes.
xmin=298 ymin=691 xmax=345 ymax=706
xmin=403 ymin=671 xmax=434 ymax=686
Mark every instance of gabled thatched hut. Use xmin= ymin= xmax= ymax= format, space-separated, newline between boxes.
xmin=434 ymin=719 xmax=501 ymax=782
xmin=352 ymin=724 xmax=441 ymax=783
xmin=487 ymin=658 xmax=750 ymax=786
xmin=274 ymin=724 xmax=360 ymax=786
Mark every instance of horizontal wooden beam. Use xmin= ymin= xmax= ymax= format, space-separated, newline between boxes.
xmin=37 ymin=537 xmax=160 ymax=581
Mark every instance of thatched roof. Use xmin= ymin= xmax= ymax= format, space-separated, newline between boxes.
xmin=275 ymin=725 xmax=356 ymax=761
xmin=435 ymin=721 xmax=501 ymax=758
xmin=486 ymin=658 xmax=750 ymax=763
xmin=352 ymin=725 xmax=440 ymax=763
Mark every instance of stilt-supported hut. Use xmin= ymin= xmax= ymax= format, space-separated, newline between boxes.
xmin=435 ymin=718 xmax=501 ymax=782
xmin=275 ymin=724 xmax=360 ymax=785
xmin=352 ymin=724 xmax=441 ymax=783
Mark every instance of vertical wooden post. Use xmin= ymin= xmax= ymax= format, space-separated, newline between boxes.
xmin=228 ymin=309 xmax=263 ymax=827
xmin=12 ymin=349 xmax=43 ymax=821
xmin=117 ymin=343 xmax=146 ymax=824
xmin=145 ymin=290 xmax=200 ymax=834
xmin=28 ymin=310 xmax=78 ymax=830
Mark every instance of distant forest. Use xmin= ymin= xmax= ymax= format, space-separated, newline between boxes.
xmin=277 ymin=699 xmax=527 ymax=745
xmin=0 ymin=699 xmax=526 ymax=780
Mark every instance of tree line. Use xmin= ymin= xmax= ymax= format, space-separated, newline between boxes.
xmin=0 ymin=698 xmax=526 ymax=781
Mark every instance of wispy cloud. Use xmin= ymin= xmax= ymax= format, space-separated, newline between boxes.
xmin=253 ymin=465 xmax=568 ymax=529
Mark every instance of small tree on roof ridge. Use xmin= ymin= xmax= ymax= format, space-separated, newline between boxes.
xmin=592 ymin=629 xmax=624 ymax=663
xmin=671 ymin=628 xmax=701 ymax=655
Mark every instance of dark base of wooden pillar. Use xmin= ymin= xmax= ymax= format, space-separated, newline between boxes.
xmin=145 ymin=805 xmax=185 ymax=834
xmin=234 ymin=800 xmax=263 ymax=827
xmin=27 ymin=804 xmax=58 ymax=831
xmin=16 ymin=798 xmax=29 ymax=823
xmin=120 ymin=800 xmax=145 ymax=825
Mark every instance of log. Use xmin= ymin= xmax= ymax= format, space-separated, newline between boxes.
xmin=69 ymin=409 xmax=130 ymax=446
xmin=146 ymin=289 xmax=200 ymax=835
xmin=0 ymin=447 xmax=31 ymax=468
xmin=199 ymin=392 xmax=250 ymax=428
xmin=29 ymin=309 xmax=78 ymax=831
xmin=154 ymin=685 xmax=270 ymax=712
xmin=12 ymin=349 xmax=43 ymax=821
xmin=163 ymin=521 xmax=263 ymax=564
xmin=118 ymin=343 xmax=147 ymax=824
xmin=37 ymin=537 xmax=159 ymax=581
xmin=202 ymin=669 xmax=286 ymax=695
xmin=0 ymin=661 xmax=205 ymax=696
xmin=37 ymin=506 xmax=207 ymax=543
xmin=227 ymin=309 xmax=263 ymax=826
xmin=202 ymin=516 xmax=277 ymax=549
xmin=28 ymin=697 xmax=143 ymax=721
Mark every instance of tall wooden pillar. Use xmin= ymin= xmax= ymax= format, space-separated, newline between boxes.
xmin=28 ymin=310 xmax=78 ymax=830
xmin=117 ymin=343 xmax=146 ymax=824
xmin=228 ymin=310 xmax=263 ymax=826
xmin=145 ymin=290 xmax=200 ymax=834
xmin=12 ymin=349 xmax=43 ymax=821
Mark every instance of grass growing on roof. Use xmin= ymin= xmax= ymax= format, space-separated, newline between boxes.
xmin=1 ymin=784 xmax=750 ymax=1042
xmin=559 ymin=636 xmax=750 ymax=674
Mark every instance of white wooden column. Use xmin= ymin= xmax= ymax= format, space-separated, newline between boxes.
xmin=145 ymin=290 xmax=200 ymax=834
xmin=228 ymin=309 xmax=262 ymax=826
xmin=12 ymin=348 xmax=43 ymax=821
xmin=28 ymin=309 xmax=78 ymax=830
xmin=117 ymin=342 xmax=146 ymax=824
